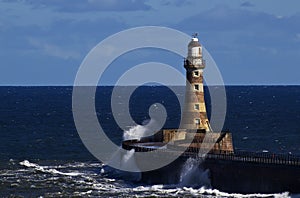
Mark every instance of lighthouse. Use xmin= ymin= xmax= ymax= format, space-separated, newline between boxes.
xmin=182 ymin=34 xmax=211 ymax=132
xmin=122 ymin=32 xmax=234 ymax=157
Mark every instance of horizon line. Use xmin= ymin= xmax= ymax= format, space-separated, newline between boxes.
xmin=1 ymin=84 xmax=300 ymax=87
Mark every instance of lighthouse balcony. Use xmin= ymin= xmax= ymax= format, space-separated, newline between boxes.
xmin=184 ymin=59 xmax=205 ymax=69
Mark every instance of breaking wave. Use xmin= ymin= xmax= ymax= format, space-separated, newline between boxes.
xmin=19 ymin=160 xmax=83 ymax=176
xmin=123 ymin=120 xmax=160 ymax=141
xmin=0 ymin=159 xmax=288 ymax=197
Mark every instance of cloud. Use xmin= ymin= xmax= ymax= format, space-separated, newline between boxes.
xmin=0 ymin=17 xmax=127 ymax=58
xmin=173 ymin=5 xmax=300 ymax=84
xmin=0 ymin=16 xmax=129 ymax=84
xmin=2 ymin=0 xmax=151 ymax=12
xmin=28 ymin=37 xmax=81 ymax=60
xmin=295 ymin=33 xmax=300 ymax=42
xmin=175 ymin=5 xmax=300 ymax=45
xmin=160 ymin=0 xmax=192 ymax=7
xmin=240 ymin=1 xmax=255 ymax=7
xmin=0 ymin=16 xmax=127 ymax=75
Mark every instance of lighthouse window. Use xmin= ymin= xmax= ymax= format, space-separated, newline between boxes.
xmin=194 ymin=84 xmax=200 ymax=91
xmin=193 ymin=71 xmax=200 ymax=77
xmin=195 ymin=119 xmax=200 ymax=125
xmin=194 ymin=104 xmax=200 ymax=110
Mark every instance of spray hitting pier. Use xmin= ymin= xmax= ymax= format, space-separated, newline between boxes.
xmin=122 ymin=35 xmax=300 ymax=193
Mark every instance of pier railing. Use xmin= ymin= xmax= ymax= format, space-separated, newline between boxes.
xmin=122 ymin=140 xmax=300 ymax=166
xmin=204 ymin=151 xmax=300 ymax=166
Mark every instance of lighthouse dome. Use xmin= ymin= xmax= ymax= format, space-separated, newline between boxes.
xmin=187 ymin=37 xmax=202 ymax=58
xmin=188 ymin=37 xmax=201 ymax=48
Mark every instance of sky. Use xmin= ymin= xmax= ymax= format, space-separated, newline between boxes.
xmin=1 ymin=0 xmax=300 ymax=85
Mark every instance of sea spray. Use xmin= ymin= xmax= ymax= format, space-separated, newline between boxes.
xmin=179 ymin=157 xmax=211 ymax=188
xmin=123 ymin=124 xmax=149 ymax=141
xmin=104 ymin=148 xmax=141 ymax=181
xmin=121 ymin=149 xmax=139 ymax=173
xmin=123 ymin=119 xmax=160 ymax=141
xmin=102 ymin=120 xmax=158 ymax=181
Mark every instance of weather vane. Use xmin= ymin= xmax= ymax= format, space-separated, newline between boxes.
xmin=192 ymin=32 xmax=198 ymax=38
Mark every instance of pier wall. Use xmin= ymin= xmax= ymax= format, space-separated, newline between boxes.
xmin=141 ymin=155 xmax=300 ymax=193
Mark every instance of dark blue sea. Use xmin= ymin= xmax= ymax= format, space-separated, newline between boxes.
xmin=1 ymin=86 xmax=300 ymax=197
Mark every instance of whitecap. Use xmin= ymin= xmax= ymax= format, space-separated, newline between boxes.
xmin=19 ymin=160 xmax=83 ymax=176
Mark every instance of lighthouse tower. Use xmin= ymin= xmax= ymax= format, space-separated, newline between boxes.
xmin=182 ymin=35 xmax=211 ymax=132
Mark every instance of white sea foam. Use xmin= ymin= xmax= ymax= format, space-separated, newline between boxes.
xmin=123 ymin=120 xmax=160 ymax=141
xmin=19 ymin=160 xmax=82 ymax=176
xmin=9 ymin=160 xmax=292 ymax=197
xmin=123 ymin=124 xmax=147 ymax=140
xmin=128 ymin=185 xmax=291 ymax=198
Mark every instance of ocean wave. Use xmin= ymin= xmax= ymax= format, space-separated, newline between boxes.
xmin=2 ymin=160 xmax=290 ymax=197
xmin=127 ymin=185 xmax=290 ymax=198
xmin=19 ymin=160 xmax=83 ymax=176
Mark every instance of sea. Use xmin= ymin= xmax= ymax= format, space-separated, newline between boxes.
xmin=0 ymin=86 xmax=300 ymax=197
